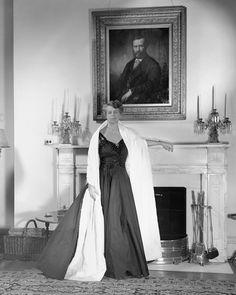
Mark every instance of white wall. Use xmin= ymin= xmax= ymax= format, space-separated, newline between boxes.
xmin=8 ymin=0 xmax=236 ymax=254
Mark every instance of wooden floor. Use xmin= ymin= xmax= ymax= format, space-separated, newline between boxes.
xmin=0 ymin=258 xmax=235 ymax=282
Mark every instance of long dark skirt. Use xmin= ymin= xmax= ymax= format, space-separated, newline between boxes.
xmin=100 ymin=164 xmax=149 ymax=279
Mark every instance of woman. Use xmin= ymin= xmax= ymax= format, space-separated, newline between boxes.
xmin=37 ymin=100 xmax=173 ymax=281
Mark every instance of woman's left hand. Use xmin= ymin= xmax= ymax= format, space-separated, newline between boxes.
xmin=146 ymin=138 xmax=174 ymax=152
xmin=160 ymin=141 xmax=174 ymax=152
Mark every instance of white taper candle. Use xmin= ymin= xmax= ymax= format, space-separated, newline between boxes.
xmin=224 ymin=93 xmax=227 ymax=118
xmin=212 ymin=85 xmax=214 ymax=110
xmin=197 ymin=96 xmax=199 ymax=119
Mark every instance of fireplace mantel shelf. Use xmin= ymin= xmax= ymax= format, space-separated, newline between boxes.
xmin=148 ymin=141 xmax=229 ymax=149
xmin=45 ymin=141 xmax=230 ymax=150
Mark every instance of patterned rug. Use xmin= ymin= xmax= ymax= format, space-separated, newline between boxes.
xmin=0 ymin=269 xmax=236 ymax=295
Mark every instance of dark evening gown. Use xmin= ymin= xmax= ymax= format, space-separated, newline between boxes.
xmin=98 ymin=132 xmax=148 ymax=279
xmin=37 ymin=133 xmax=148 ymax=280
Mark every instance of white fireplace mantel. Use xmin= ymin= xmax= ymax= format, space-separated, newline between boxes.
xmin=48 ymin=141 xmax=229 ymax=262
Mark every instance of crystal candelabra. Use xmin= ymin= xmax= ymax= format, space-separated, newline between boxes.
xmin=51 ymin=112 xmax=82 ymax=144
xmin=194 ymin=90 xmax=232 ymax=143
xmin=60 ymin=112 xmax=72 ymax=144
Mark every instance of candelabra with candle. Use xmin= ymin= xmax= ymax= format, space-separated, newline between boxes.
xmin=60 ymin=112 xmax=72 ymax=144
xmin=194 ymin=87 xmax=232 ymax=143
xmin=47 ymin=94 xmax=84 ymax=145
xmin=49 ymin=113 xmax=82 ymax=145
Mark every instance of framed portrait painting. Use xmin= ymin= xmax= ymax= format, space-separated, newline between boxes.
xmin=92 ymin=6 xmax=186 ymax=120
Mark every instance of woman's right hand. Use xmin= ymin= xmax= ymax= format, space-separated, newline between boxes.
xmin=88 ymin=184 xmax=98 ymax=200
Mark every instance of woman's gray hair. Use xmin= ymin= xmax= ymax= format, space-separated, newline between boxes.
xmin=103 ymin=100 xmax=124 ymax=113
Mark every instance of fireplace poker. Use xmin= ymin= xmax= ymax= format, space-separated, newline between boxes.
xmin=191 ymin=191 xmax=197 ymax=253
xmin=194 ymin=192 xmax=209 ymax=266
xmin=206 ymin=205 xmax=219 ymax=259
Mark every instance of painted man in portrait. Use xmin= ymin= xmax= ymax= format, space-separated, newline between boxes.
xmin=115 ymin=34 xmax=162 ymax=104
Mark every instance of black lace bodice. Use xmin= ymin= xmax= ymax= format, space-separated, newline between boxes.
xmin=99 ymin=132 xmax=128 ymax=169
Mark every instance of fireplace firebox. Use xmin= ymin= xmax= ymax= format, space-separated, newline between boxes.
xmin=154 ymin=187 xmax=186 ymax=240
xmin=154 ymin=187 xmax=189 ymax=264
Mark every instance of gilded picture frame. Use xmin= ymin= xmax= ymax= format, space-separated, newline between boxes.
xmin=92 ymin=6 xmax=186 ymax=120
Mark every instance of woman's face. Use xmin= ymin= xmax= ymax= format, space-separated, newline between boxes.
xmin=106 ymin=105 xmax=121 ymax=124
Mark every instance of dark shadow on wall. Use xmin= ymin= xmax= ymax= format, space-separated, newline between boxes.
xmin=5 ymin=165 xmax=14 ymax=228
xmin=3 ymin=0 xmax=14 ymax=228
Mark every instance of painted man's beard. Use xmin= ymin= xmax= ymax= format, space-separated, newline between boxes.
xmin=134 ymin=51 xmax=146 ymax=59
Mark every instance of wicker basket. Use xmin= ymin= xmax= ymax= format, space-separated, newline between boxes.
xmin=3 ymin=219 xmax=48 ymax=261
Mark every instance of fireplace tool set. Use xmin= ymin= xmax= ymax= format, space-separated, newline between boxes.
xmin=190 ymin=186 xmax=219 ymax=266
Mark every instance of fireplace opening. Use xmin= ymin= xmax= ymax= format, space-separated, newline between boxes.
xmin=154 ymin=186 xmax=186 ymax=240
xmin=154 ymin=187 xmax=189 ymax=264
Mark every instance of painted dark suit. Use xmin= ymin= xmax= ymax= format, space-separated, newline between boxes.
xmin=116 ymin=54 xmax=161 ymax=104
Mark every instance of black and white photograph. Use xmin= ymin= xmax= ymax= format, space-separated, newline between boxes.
xmin=0 ymin=0 xmax=236 ymax=294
